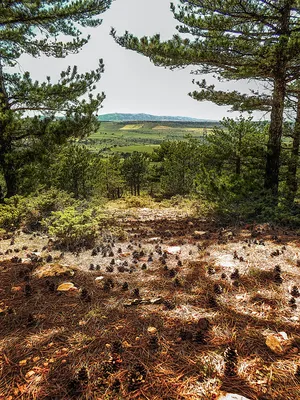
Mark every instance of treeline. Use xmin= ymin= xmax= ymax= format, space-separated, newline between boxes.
xmin=2 ymin=1 xmax=300 ymax=226
xmin=4 ymin=115 xmax=299 ymax=224
xmin=111 ymin=1 xmax=300 ymax=209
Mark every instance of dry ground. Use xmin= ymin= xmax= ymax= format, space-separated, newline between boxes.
xmin=0 ymin=206 xmax=300 ymax=399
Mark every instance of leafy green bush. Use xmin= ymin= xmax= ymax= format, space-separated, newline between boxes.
xmin=22 ymin=189 xmax=75 ymax=230
xmin=0 ymin=189 xmax=75 ymax=231
xmin=46 ymin=206 xmax=98 ymax=249
xmin=124 ymin=194 xmax=153 ymax=208
xmin=0 ymin=195 xmax=24 ymax=230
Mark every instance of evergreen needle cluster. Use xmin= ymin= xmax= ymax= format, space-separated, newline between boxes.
xmin=0 ymin=0 xmax=112 ymax=197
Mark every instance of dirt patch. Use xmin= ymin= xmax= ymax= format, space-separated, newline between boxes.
xmin=0 ymin=209 xmax=300 ymax=399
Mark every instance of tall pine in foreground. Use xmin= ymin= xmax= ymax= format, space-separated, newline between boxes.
xmin=0 ymin=0 xmax=112 ymax=197
xmin=112 ymin=0 xmax=300 ymax=199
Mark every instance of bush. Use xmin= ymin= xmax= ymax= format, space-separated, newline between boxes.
xmin=0 ymin=189 xmax=75 ymax=231
xmin=0 ymin=195 xmax=24 ymax=230
xmin=22 ymin=189 xmax=76 ymax=230
xmin=124 ymin=195 xmax=153 ymax=208
xmin=46 ymin=206 xmax=98 ymax=249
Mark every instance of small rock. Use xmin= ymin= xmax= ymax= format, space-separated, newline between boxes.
xmin=214 ymin=283 xmax=223 ymax=294
xmin=166 ymin=246 xmax=181 ymax=254
xmin=57 ymin=282 xmax=77 ymax=292
xmin=34 ymin=264 xmax=76 ymax=278
xmin=25 ymin=370 xmax=36 ymax=379
xmin=265 ymin=331 xmax=290 ymax=354
xmin=207 ymin=266 xmax=216 ymax=275
xmin=230 ymin=268 xmax=240 ymax=280
xmin=11 ymin=286 xmax=23 ymax=292
xmin=147 ymin=326 xmax=157 ymax=335
xmin=91 ymin=248 xmax=98 ymax=256
xmin=193 ymin=231 xmax=207 ymax=239
xmin=217 ymin=394 xmax=251 ymax=400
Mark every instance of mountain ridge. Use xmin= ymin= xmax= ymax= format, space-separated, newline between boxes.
xmin=98 ymin=113 xmax=214 ymax=122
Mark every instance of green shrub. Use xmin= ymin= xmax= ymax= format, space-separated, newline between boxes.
xmin=0 ymin=195 xmax=26 ymax=230
xmin=46 ymin=206 xmax=98 ymax=249
xmin=0 ymin=189 xmax=75 ymax=231
xmin=22 ymin=189 xmax=75 ymax=230
xmin=124 ymin=194 xmax=153 ymax=208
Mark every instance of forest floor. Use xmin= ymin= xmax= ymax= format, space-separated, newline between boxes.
xmin=0 ymin=204 xmax=300 ymax=400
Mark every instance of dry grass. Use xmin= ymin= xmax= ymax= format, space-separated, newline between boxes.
xmin=0 ymin=210 xmax=300 ymax=399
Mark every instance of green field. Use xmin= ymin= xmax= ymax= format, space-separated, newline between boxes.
xmin=80 ymin=121 xmax=218 ymax=155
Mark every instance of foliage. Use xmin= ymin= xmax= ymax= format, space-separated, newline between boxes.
xmin=122 ymin=152 xmax=148 ymax=196
xmin=22 ymin=189 xmax=76 ymax=230
xmin=0 ymin=0 xmax=112 ymax=197
xmin=46 ymin=205 xmax=99 ymax=249
xmin=102 ymin=154 xmax=124 ymax=199
xmin=51 ymin=144 xmax=105 ymax=199
xmin=191 ymin=117 xmax=273 ymax=222
xmin=111 ymin=0 xmax=300 ymax=197
xmin=153 ymin=138 xmax=201 ymax=197
xmin=202 ymin=117 xmax=267 ymax=177
xmin=123 ymin=194 xmax=154 ymax=208
xmin=0 ymin=195 xmax=25 ymax=230
xmin=0 ymin=189 xmax=75 ymax=231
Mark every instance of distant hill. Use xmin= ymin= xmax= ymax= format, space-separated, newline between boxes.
xmin=98 ymin=113 xmax=214 ymax=122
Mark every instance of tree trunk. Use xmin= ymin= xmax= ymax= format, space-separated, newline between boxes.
xmin=264 ymin=2 xmax=291 ymax=199
xmin=286 ymin=93 xmax=300 ymax=203
xmin=264 ymin=77 xmax=286 ymax=197
xmin=235 ymin=127 xmax=242 ymax=175
xmin=0 ymin=58 xmax=18 ymax=198
xmin=235 ymin=156 xmax=241 ymax=175
xmin=1 ymin=154 xmax=18 ymax=198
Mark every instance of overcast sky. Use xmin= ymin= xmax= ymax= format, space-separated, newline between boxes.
xmin=18 ymin=0 xmax=264 ymax=120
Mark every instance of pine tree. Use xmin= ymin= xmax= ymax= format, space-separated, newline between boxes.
xmin=122 ymin=152 xmax=148 ymax=196
xmin=203 ymin=116 xmax=267 ymax=177
xmin=51 ymin=144 xmax=104 ymax=199
xmin=153 ymin=138 xmax=201 ymax=197
xmin=285 ymin=84 xmax=300 ymax=203
xmin=0 ymin=0 xmax=112 ymax=197
xmin=111 ymin=0 xmax=300 ymax=198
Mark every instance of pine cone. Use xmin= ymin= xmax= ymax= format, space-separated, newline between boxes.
xmin=77 ymin=367 xmax=88 ymax=383
xmin=291 ymin=286 xmax=300 ymax=297
xmin=230 ymin=268 xmax=240 ymax=280
xmin=274 ymin=272 xmax=283 ymax=284
xmin=214 ymin=283 xmax=223 ymax=294
xmin=224 ymin=347 xmax=238 ymax=377
xmin=194 ymin=330 xmax=207 ymax=344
